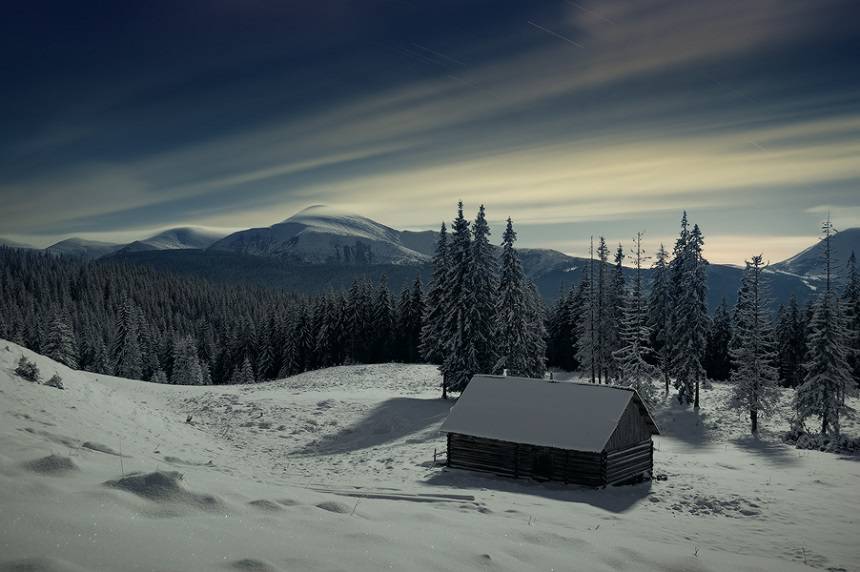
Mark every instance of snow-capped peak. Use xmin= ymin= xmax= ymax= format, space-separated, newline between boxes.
xmin=279 ymin=205 xmax=401 ymax=243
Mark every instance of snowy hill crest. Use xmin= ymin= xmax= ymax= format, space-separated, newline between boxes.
xmin=210 ymin=205 xmax=430 ymax=264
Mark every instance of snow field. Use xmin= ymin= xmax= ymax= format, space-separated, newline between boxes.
xmin=1 ymin=340 xmax=858 ymax=571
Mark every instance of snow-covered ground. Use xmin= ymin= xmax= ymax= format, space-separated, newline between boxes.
xmin=1 ymin=340 xmax=858 ymax=572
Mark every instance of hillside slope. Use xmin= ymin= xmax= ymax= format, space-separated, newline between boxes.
xmin=771 ymin=228 xmax=860 ymax=280
xmin=1 ymin=341 xmax=858 ymax=571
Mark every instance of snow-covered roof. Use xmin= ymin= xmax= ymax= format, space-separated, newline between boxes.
xmin=440 ymin=375 xmax=659 ymax=453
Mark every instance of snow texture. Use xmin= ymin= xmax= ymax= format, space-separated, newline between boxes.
xmin=1 ymin=340 xmax=859 ymax=572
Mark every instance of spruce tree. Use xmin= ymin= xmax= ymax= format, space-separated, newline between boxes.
xmin=419 ymin=223 xmax=449 ymax=363
xmin=44 ymin=314 xmax=78 ymax=369
xmin=231 ymin=355 xmax=256 ymax=384
xmin=842 ymin=251 xmax=860 ymax=386
xmin=795 ymin=218 xmax=855 ymax=435
xmin=776 ymin=296 xmax=807 ymax=387
xmin=397 ymin=276 xmax=424 ymax=363
xmin=467 ymin=205 xmax=499 ymax=373
xmin=669 ymin=216 xmax=709 ymax=407
xmin=595 ymin=237 xmax=611 ymax=383
xmin=612 ymin=232 xmax=658 ymax=403
xmin=439 ymin=202 xmax=474 ymax=396
xmin=494 ymin=218 xmax=531 ymax=376
xmin=729 ymin=255 xmax=779 ymax=433
xmin=525 ymin=280 xmax=548 ymax=378
xmin=703 ymin=300 xmax=732 ymax=381
xmin=576 ymin=237 xmax=597 ymax=383
xmin=111 ymin=299 xmax=143 ymax=379
xmin=371 ymin=279 xmax=394 ymax=363
xmin=546 ymin=286 xmax=579 ymax=372
xmin=606 ymin=242 xmax=626 ymax=381
xmin=171 ymin=335 xmax=204 ymax=385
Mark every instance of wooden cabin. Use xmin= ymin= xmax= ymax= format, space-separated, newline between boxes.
xmin=440 ymin=375 xmax=660 ymax=487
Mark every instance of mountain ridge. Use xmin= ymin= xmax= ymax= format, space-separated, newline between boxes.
xmin=209 ymin=205 xmax=430 ymax=264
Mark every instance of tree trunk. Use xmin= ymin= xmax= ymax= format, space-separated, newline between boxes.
xmin=694 ymin=379 xmax=700 ymax=409
xmin=751 ymin=409 xmax=758 ymax=433
xmin=442 ymin=374 xmax=448 ymax=400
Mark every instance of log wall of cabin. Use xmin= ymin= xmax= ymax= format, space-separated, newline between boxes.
xmin=447 ymin=434 xmax=605 ymax=487
xmin=447 ymin=433 xmax=654 ymax=487
xmin=605 ymin=399 xmax=654 ymax=452
xmin=604 ymin=439 xmax=653 ymax=485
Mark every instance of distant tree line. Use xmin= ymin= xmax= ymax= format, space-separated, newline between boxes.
xmin=0 ymin=247 xmax=425 ymax=385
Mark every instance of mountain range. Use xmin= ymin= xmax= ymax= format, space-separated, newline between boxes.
xmin=39 ymin=227 xmax=227 ymax=259
xmin=2 ymin=205 xmax=858 ymax=309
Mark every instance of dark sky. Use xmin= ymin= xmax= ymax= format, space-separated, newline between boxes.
xmin=1 ymin=0 xmax=859 ymax=262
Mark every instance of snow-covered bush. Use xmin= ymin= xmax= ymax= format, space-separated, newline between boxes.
xmin=15 ymin=355 xmax=40 ymax=382
xmin=784 ymin=425 xmax=860 ymax=454
xmin=45 ymin=373 xmax=64 ymax=390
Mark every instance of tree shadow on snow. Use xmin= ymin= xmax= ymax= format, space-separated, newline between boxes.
xmin=730 ymin=435 xmax=799 ymax=466
xmin=296 ymin=397 xmax=452 ymax=455
xmin=423 ymin=469 xmax=651 ymax=513
xmin=651 ymin=398 xmax=712 ymax=447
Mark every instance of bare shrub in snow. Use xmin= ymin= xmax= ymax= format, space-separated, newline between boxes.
xmin=45 ymin=373 xmax=64 ymax=389
xmin=15 ymin=355 xmax=40 ymax=382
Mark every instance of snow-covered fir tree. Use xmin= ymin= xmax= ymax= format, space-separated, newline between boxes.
xmin=647 ymin=243 xmax=673 ymax=392
xmin=171 ymin=335 xmax=205 ymax=385
xmin=525 ymin=280 xmax=548 ymax=378
xmin=277 ymin=334 xmax=297 ymax=379
xmin=842 ymin=251 xmax=860 ymax=386
xmin=396 ymin=276 xmax=424 ymax=363
xmin=606 ymin=242 xmax=626 ymax=381
xmin=371 ymin=279 xmax=394 ymax=363
xmin=546 ymin=285 xmax=581 ymax=372
xmin=776 ymin=296 xmax=807 ymax=387
xmin=669 ymin=214 xmax=709 ymax=407
xmin=612 ymin=232 xmax=658 ymax=404
xmin=44 ymin=314 xmax=78 ymax=369
xmin=419 ymin=223 xmax=449 ymax=363
xmin=346 ymin=280 xmax=373 ymax=364
xmin=441 ymin=319 xmax=479 ymax=396
xmin=576 ymin=237 xmax=597 ymax=383
xmin=111 ymin=299 xmax=143 ymax=379
xmin=703 ymin=299 xmax=732 ymax=381
xmin=729 ymin=255 xmax=779 ymax=433
xmin=255 ymin=319 xmax=274 ymax=380
xmin=439 ymin=202 xmax=476 ymax=396
xmin=231 ymin=355 xmax=256 ymax=385
xmin=493 ymin=217 xmax=531 ymax=376
xmin=594 ymin=237 xmax=612 ymax=383
xmin=795 ymin=218 xmax=855 ymax=435
xmin=466 ymin=204 xmax=499 ymax=374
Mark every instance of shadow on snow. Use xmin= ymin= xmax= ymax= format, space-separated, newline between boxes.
xmin=423 ymin=468 xmax=652 ymax=514
xmin=296 ymin=397 xmax=451 ymax=455
xmin=730 ymin=435 xmax=800 ymax=466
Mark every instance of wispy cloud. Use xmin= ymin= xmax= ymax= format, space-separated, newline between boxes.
xmin=0 ymin=0 xmax=857 ymax=264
